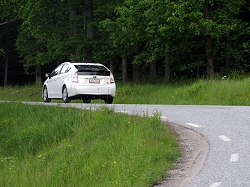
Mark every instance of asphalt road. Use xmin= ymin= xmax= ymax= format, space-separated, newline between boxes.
xmin=23 ymin=102 xmax=250 ymax=187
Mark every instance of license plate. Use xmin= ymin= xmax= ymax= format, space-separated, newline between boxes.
xmin=89 ymin=79 xmax=100 ymax=84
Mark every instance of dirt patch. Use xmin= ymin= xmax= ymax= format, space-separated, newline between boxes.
xmin=154 ymin=122 xmax=209 ymax=187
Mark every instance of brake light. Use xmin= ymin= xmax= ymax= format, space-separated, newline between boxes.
xmin=110 ymin=72 xmax=115 ymax=84
xmin=72 ymin=71 xmax=78 ymax=82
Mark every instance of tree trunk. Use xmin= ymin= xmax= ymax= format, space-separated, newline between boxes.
xmin=197 ymin=66 xmax=201 ymax=78
xmin=35 ymin=65 xmax=42 ymax=86
xmin=132 ymin=45 xmax=140 ymax=81
xmin=122 ymin=58 xmax=127 ymax=82
xmin=57 ymin=58 xmax=60 ymax=66
xmin=206 ymin=36 xmax=214 ymax=79
xmin=69 ymin=10 xmax=78 ymax=60
xmin=4 ymin=54 xmax=8 ymax=87
xmin=164 ymin=55 xmax=170 ymax=81
xmin=150 ymin=61 xmax=156 ymax=82
xmin=84 ymin=0 xmax=94 ymax=62
xmin=204 ymin=0 xmax=214 ymax=80
xmin=109 ymin=59 xmax=114 ymax=73
xmin=226 ymin=39 xmax=231 ymax=69
xmin=133 ymin=64 xmax=140 ymax=81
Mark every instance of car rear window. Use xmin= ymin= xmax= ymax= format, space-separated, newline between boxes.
xmin=74 ymin=65 xmax=110 ymax=76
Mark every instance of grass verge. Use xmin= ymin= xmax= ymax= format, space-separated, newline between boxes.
xmin=0 ymin=102 xmax=180 ymax=187
xmin=117 ymin=78 xmax=250 ymax=105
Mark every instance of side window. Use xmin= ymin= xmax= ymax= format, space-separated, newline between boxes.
xmin=50 ymin=64 xmax=63 ymax=77
xmin=61 ymin=64 xmax=71 ymax=74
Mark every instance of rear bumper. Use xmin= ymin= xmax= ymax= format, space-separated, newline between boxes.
xmin=67 ymin=83 xmax=116 ymax=98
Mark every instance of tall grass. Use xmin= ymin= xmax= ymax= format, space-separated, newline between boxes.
xmin=0 ymin=102 xmax=180 ymax=186
xmin=117 ymin=78 xmax=250 ymax=105
xmin=0 ymin=84 xmax=41 ymax=102
xmin=1 ymin=78 xmax=250 ymax=105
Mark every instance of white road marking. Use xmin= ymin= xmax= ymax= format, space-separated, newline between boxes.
xmin=209 ymin=182 xmax=222 ymax=187
xmin=160 ymin=116 xmax=169 ymax=120
xmin=230 ymin=153 xmax=239 ymax=162
xmin=186 ymin=123 xmax=201 ymax=128
xmin=218 ymin=135 xmax=231 ymax=141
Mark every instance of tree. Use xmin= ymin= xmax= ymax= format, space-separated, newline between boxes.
xmin=96 ymin=0 xmax=140 ymax=82
xmin=0 ymin=20 xmax=19 ymax=86
xmin=92 ymin=0 xmax=121 ymax=65
xmin=1 ymin=0 xmax=250 ymax=85
xmin=0 ymin=0 xmax=19 ymax=86
xmin=83 ymin=0 xmax=94 ymax=62
xmin=187 ymin=0 xmax=246 ymax=79
xmin=15 ymin=0 xmax=94 ymax=85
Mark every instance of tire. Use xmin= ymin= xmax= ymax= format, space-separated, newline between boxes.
xmin=104 ymin=96 xmax=113 ymax=104
xmin=43 ymin=86 xmax=51 ymax=103
xmin=62 ymin=86 xmax=71 ymax=103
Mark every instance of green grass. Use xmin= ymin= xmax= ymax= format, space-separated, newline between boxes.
xmin=117 ymin=78 xmax=250 ymax=105
xmin=0 ymin=102 xmax=180 ymax=187
xmin=0 ymin=84 xmax=41 ymax=102
xmin=1 ymin=78 xmax=250 ymax=105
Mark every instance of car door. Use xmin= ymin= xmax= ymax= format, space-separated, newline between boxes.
xmin=54 ymin=64 xmax=71 ymax=97
xmin=46 ymin=64 xmax=63 ymax=98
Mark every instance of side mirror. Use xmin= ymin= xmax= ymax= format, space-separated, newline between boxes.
xmin=45 ymin=73 xmax=51 ymax=78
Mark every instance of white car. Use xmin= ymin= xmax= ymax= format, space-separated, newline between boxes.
xmin=42 ymin=62 xmax=116 ymax=104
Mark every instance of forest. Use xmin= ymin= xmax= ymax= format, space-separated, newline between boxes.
xmin=1 ymin=0 xmax=250 ymax=86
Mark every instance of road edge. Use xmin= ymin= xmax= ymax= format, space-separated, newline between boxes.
xmin=155 ymin=122 xmax=210 ymax=187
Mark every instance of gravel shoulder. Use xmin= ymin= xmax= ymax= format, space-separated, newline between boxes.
xmin=155 ymin=122 xmax=210 ymax=187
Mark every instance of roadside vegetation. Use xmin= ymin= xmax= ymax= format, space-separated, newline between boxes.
xmin=1 ymin=77 xmax=250 ymax=105
xmin=0 ymin=102 xmax=180 ymax=186
xmin=1 ymin=78 xmax=250 ymax=186
xmin=117 ymin=77 xmax=250 ymax=106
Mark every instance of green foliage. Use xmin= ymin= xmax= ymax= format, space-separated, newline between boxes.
xmin=0 ymin=102 xmax=180 ymax=186
xmin=0 ymin=48 xmax=4 ymax=56
xmin=0 ymin=1 xmax=19 ymax=59
xmin=0 ymin=0 xmax=18 ymax=21
xmin=1 ymin=0 xmax=250 ymax=83
xmin=92 ymin=0 xmax=120 ymax=62
xmin=15 ymin=0 xmax=91 ymax=68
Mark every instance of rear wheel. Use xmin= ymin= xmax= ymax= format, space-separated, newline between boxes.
xmin=43 ymin=86 xmax=51 ymax=103
xmin=104 ymin=96 xmax=113 ymax=104
xmin=62 ymin=86 xmax=71 ymax=103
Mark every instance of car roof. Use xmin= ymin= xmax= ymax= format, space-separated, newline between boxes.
xmin=71 ymin=62 xmax=104 ymax=66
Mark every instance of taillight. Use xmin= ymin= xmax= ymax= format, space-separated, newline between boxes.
xmin=110 ymin=72 xmax=115 ymax=84
xmin=72 ymin=71 xmax=78 ymax=82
